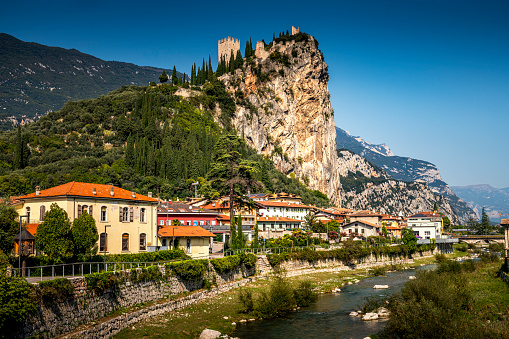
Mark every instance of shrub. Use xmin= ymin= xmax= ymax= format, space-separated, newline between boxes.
xmin=461 ymin=259 xmax=476 ymax=273
xmin=254 ymin=274 xmax=295 ymax=319
xmin=238 ymin=288 xmax=254 ymax=313
xmin=85 ymin=271 xmax=122 ymax=293
xmin=437 ymin=260 xmax=462 ymax=274
xmin=467 ymin=243 xmax=476 ymax=250
xmin=454 ymin=243 xmax=468 ymax=253
xmin=211 ymin=255 xmax=241 ymax=273
xmin=239 ymin=253 xmax=257 ymax=268
xmin=479 ymin=252 xmax=500 ymax=264
xmin=293 ymin=280 xmax=317 ymax=307
xmin=434 ymin=253 xmax=447 ymax=263
xmin=488 ymin=243 xmax=504 ymax=253
xmin=36 ymin=278 xmax=74 ymax=302
xmin=166 ymin=259 xmax=207 ymax=280
xmin=0 ymin=274 xmax=37 ymax=335
xmin=371 ymin=266 xmax=387 ymax=276
xmin=130 ymin=265 xmax=162 ymax=283
xmin=360 ymin=295 xmax=387 ymax=313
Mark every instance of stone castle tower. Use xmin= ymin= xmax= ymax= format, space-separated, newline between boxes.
xmin=218 ymin=37 xmax=240 ymax=64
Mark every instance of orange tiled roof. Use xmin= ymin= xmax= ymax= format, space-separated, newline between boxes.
xmin=408 ymin=211 xmax=442 ymax=218
xmin=349 ymin=210 xmax=382 ymax=217
xmin=158 ymin=225 xmax=215 ymax=237
xmin=25 ymin=223 xmax=39 ymax=236
xmin=386 ymin=226 xmax=402 ymax=230
xmin=216 ymin=214 xmax=230 ymax=221
xmin=257 ymin=216 xmax=302 ymax=222
xmin=502 ymin=219 xmax=509 ymax=225
xmin=16 ymin=182 xmax=158 ymax=203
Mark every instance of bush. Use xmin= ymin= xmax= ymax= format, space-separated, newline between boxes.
xmin=434 ymin=253 xmax=447 ymax=263
xmin=371 ymin=266 xmax=387 ymax=276
xmin=85 ymin=271 xmax=122 ymax=293
xmin=211 ymin=255 xmax=241 ymax=273
xmin=166 ymin=259 xmax=207 ymax=280
xmin=454 ymin=243 xmax=468 ymax=253
xmin=293 ymin=280 xmax=317 ymax=307
xmin=479 ymin=252 xmax=500 ymax=264
xmin=238 ymin=288 xmax=254 ymax=313
xmin=360 ymin=295 xmax=387 ymax=313
xmin=254 ymin=274 xmax=295 ymax=319
xmin=36 ymin=278 xmax=74 ymax=302
xmin=488 ymin=243 xmax=504 ymax=253
xmin=130 ymin=265 xmax=162 ymax=283
xmin=437 ymin=260 xmax=462 ymax=274
xmin=0 ymin=274 xmax=37 ymax=335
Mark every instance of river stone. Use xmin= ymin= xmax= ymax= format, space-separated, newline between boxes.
xmin=349 ymin=311 xmax=358 ymax=317
xmin=199 ymin=329 xmax=222 ymax=339
xmin=373 ymin=285 xmax=389 ymax=289
xmin=409 ymin=276 xmax=416 ymax=280
xmin=362 ymin=312 xmax=379 ymax=321
xmin=377 ymin=307 xmax=390 ymax=318
xmin=332 ymin=288 xmax=341 ymax=293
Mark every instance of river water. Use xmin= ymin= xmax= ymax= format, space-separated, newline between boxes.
xmin=232 ymin=264 xmax=434 ymax=339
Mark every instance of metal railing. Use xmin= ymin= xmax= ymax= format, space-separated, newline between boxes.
xmin=7 ymin=259 xmax=187 ymax=282
xmin=223 ymin=244 xmax=342 ymax=257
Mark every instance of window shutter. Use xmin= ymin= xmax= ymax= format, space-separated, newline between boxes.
xmin=130 ymin=207 xmax=134 ymax=222
xmin=89 ymin=206 xmax=93 ymax=216
xmin=119 ymin=208 xmax=123 ymax=222
xmin=77 ymin=205 xmax=82 ymax=218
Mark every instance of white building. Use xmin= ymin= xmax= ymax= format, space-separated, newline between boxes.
xmin=258 ymin=201 xmax=311 ymax=225
xmin=407 ymin=211 xmax=443 ymax=240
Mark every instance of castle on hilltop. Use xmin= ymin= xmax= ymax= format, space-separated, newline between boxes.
xmin=218 ymin=26 xmax=300 ymax=65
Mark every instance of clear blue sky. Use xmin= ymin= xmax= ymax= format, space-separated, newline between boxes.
xmin=2 ymin=0 xmax=508 ymax=188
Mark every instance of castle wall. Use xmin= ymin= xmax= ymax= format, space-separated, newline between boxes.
xmin=218 ymin=37 xmax=240 ymax=64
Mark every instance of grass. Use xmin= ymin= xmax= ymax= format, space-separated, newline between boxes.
xmin=110 ymin=251 xmax=466 ymax=338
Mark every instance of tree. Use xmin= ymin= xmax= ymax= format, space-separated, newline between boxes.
xmin=303 ymin=212 xmax=317 ymax=231
xmin=252 ymin=222 xmax=259 ymax=248
xmin=402 ymin=228 xmax=417 ymax=253
xmin=229 ymin=216 xmax=237 ymax=250
xmin=125 ymin=134 xmax=135 ymax=168
xmin=159 ymin=71 xmax=169 ymax=83
xmin=172 ymin=66 xmax=177 ymax=85
xmin=0 ymin=272 xmax=37 ymax=334
xmin=236 ymin=215 xmax=244 ymax=249
xmin=0 ymin=204 xmax=18 ymax=255
xmin=476 ymin=207 xmax=492 ymax=235
xmin=382 ymin=225 xmax=388 ymax=238
xmin=13 ymin=125 xmax=29 ymax=170
xmin=71 ymin=211 xmax=98 ymax=259
xmin=207 ymin=134 xmax=262 ymax=228
xmin=433 ymin=202 xmax=437 ymax=212
xmin=35 ymin=203 xmax=74 ymax=263
xmin=172 ymin=219 xmax=181 ymax=226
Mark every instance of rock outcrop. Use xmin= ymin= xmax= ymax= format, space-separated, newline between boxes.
xmin=219 ymin=32 xmax=342 ymax=205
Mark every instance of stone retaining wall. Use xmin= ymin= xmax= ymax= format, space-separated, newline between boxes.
xmin=26 ymin=250 xmax=435 ymax=338
xmin=20 ymin=263 xmax=254 ymax=339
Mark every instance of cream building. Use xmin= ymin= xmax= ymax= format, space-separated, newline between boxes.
xmin=13 ymin=182 xmax=158 ymax=255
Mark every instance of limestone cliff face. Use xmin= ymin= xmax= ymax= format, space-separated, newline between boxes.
xmin=337 ymin=150 xmax=461 ymax=224
xmin=219 ymin=33 xmax=341 ymax=204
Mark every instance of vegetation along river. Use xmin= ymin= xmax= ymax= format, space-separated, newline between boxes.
xmin=232 ymin=264 xmax=434 ymax=339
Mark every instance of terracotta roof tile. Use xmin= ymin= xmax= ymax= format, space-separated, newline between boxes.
xmin=501 ymin=219 xmax=509 ymax=225
xmin=257 ymin=217 xmax=302 ymax=222
xmin=158 ymin=225 xmax=215 ymax=237
xmin=17 ymin=182 xmax=158 ymax=203
xmin=258 ymin=201 xmax=312 ymax=209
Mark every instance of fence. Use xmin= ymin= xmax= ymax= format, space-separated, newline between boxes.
xmin=7 ymin=259 xmax=189 ymax=282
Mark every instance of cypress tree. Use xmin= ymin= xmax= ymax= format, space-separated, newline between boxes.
xmin=202 ymin=59 xmax=206 ymax=82
xmin=236 ymin=215 xmax=244 ymax=249
xmin=229 ymin=51 xmax=235 ymax=73
xmin=250 ymin=38 xmax=254 ymax=56
xmin=252 ymin=222 xmax=259 ymax=248
xmin=235 ymin=50 xmax=243 ymax=68
xmin=208 ymin=54 xmax=213 ymax=79
xmin=13 ymin=125 xmax=22 ymax=169
xmin=229 ymin=216 xmax=237 ymax=250
xmin=245 ymin=40 xmax=251 ymax=58
xmin=172 ymin=66 xmax=177 ymax=85
xmin=125 ymin=134 xmax=135 ymax=167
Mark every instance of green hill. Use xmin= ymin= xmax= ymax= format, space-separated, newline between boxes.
xmin=0 ymin=81 xmax=329 ymax=207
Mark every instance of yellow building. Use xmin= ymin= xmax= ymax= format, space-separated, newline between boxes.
xmin=13 ymin=182 xmax=158 ymax=255
xmin=157 ymin=225 xmax=214 ymax=259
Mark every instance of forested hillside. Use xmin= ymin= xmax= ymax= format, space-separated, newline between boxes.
xmin=0 ymin=81 xmax=330 ymax=207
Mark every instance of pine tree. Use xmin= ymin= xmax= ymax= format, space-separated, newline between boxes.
xmin=172 ymin=66 xmax=177 ymax=85
xmin=477 ymin=207 xmax=492 ymax=235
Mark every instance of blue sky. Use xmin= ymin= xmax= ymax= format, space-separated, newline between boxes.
xmin=1 ymin=0 xmax=508 ymax=188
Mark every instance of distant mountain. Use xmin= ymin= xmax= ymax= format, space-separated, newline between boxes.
xmin=335 ymin=126 xmax=476 ymax=224
xmin=451 ymin=184 xmax=509 ymax=223
xmin=0 ymin=33 xmax=183 ymax=130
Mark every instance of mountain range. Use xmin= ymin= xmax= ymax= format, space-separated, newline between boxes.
xmin=335 ymin=127 xmax=476 ymax=224
xmin=0 ymin=33 xmax=183 ymax=130
xmin=451 ymin=184 xmax=509 ymax=223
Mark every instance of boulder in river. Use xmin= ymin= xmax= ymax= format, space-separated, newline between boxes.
xmin=199 ymin=329 xmax=222 ymax=339
xmin=373 ymin=285 xmax=389 ymax=289
xmin=362 ymin=312 xmax=379 ymax=321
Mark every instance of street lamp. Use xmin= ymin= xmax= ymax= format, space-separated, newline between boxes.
xmin=191 ymin=182 xmax=199 ymax=199
xmin=18 ymin=215 xmax=29 ymax=275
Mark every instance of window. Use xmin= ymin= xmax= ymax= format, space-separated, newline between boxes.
xmin=122 ymin=233 xmax=129 ymax=251
xmin=39 ymin=205 xmax=46 ymax=221
xmin=140 ymin=208 xmax=146 ymax=223
xmin=129 ymin=207 xmax=134 ymax=222
xmin=187 ymin=220 xmax=191 ymax=226
xmin=348 ymin=229 xmax=352 ymax=234
xmin=211 ymin=220 xmax=216 ymax=226
xmin=159 ymin=220 xmax=164 ymax=225
xmin=361 ymin=229 xmax=365 ymax=234
xmin=100 ymin=206 xmax=108 ymax=222
xmin=26 ymin=207 xmax=30 ymax=221
xmin=425 ymin=231 xmax=431 ymax=236
xmin=100 ymin=233 xmax=108 ymax=252
xmin=167 ymin=219 xmax=171 ymax=225
xmin=162 ymin=238 xmax=167 ymax=246
xmin=186 ymin=239 xmax=191 ymax=253
xmin=355 ymin=228 xmax=358 ymax=234
xmin=200 ymin=220 xmax=205 ymax=226
xmin=121 ymin=207 xmax=129 ymax=222
xmin=139 ymin=233 xmax=146 ymax=251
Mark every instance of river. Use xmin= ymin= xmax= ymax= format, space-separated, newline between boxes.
xmin=232 ymin=264 xmax=434 ymax=339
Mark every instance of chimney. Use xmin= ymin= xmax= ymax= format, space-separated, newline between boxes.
xmin=110 ymin=187 xmax=114 ymax=196
xmin=132 ymin=192 xmax=136 ymax=198
xmin=148 ymin=192 xmax=153 ymax=198
xmin=93 ymin=188 xmax=97 ymax=195
xmin=35 ymin=186 xmax=40 ymax=196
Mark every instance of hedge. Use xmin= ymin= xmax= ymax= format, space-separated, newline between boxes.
xmin=36 ymin=278 xmax=74 ymax=302
xmin=211 ymin=253 xmax=257 ymax=273
xmin=165 ymin=260 xmax=208 ymax=280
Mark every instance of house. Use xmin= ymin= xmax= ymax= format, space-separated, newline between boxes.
xmin=157 ymin=225 xmax=214 ymax=259
xmin=12 ymin=182 xmax=158 ymax=255
xmin=406 ymin=211 xmax=443 ymax=239
xmin=264 ymin=192 xmax=303 ymax=204
xmin=257 ymin=216 xmax=302 ymax=238
xmin=314 ymin=207 xmax=349 ymax=223
xmin=258 ymin=201 xmax=311 ymax=223
xmin=342 ymin=220 xmax=381 ymax=237
xmin=348 ymin=210 xmax=382 ymax=226
xmin=157 ymin=202 xmax=219 ymax=228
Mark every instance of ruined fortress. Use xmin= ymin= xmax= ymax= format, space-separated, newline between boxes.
xmin=218 ymin=26 xmax=300 ymax=64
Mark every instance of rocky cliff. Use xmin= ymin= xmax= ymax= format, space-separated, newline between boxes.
xmin=337 ymin=150 xmax=461 ymax=224
xmin=219 ymin=33 xmax=342 ymax=205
